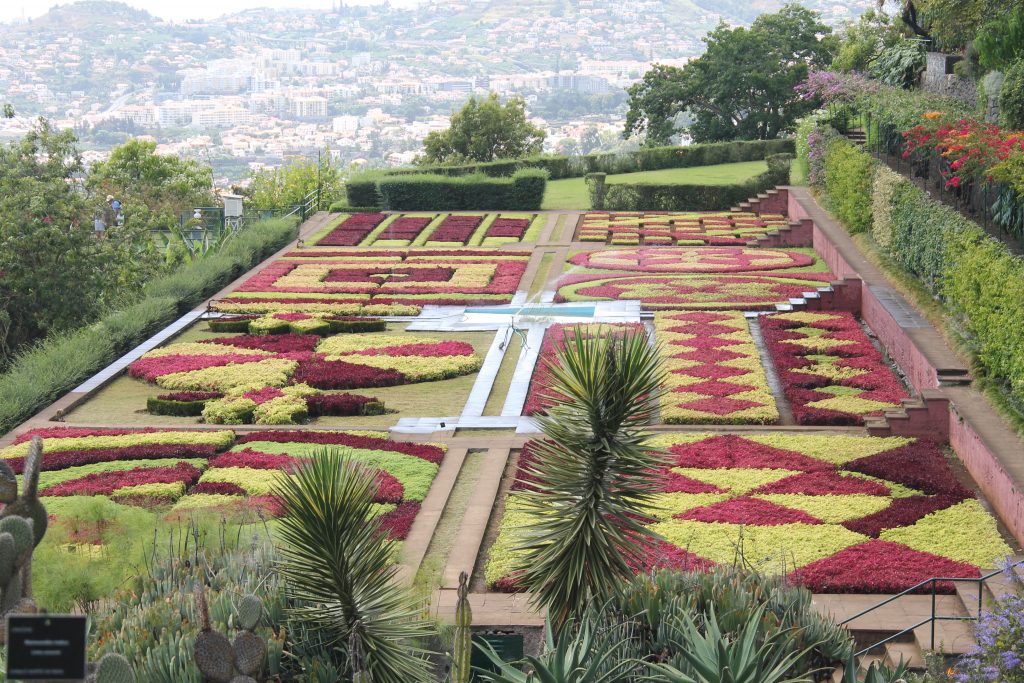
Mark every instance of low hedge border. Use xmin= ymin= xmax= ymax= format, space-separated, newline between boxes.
xmin=147 ymin=396 xmax=211 ymax=417
xmin=0 ymin=216 xmax=300 ymax=435
xmin=597 ymin=154 xmax=793 ymax=211
xmin=345 ymin=139 xmax=795 ymax=207
xmin=800 ymin=123 xmax=1024 ymax=415
xmin=376 ymin=168 xmax=547 ymax=211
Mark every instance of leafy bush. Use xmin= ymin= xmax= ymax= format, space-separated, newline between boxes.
xmin=0 ymin=217 xmax=298 ymax=435
xmin=376 ymin=169 xmax=547 ymax=210
xmin=822 ymin=138 xmax=874 ymax=233
xmin=868 ymin=40 xmax=926 ymax=88
xmin=976 ymin=6 xmax=1024 ymax=72
xmin=344 ymin=171 xmax=384 ymax=207
xmin=870 ymin=166 xmax=904 ymax=249
xmin=585 ymin=172 xmax=607 ymax=210
xmin=1000 ymin=58 xmax=1024 ymax=130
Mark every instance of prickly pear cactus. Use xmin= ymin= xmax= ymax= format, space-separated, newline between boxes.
xmin=0 ymin=436 xmax=47 ymax=644
xmin=94 ymin=652 xmax=137 ymax=683
xmin=193 ymin=586 xmax=268 ymax=683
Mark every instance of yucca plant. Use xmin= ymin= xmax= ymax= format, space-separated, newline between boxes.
xmin=646 ymin=604 xmax=825 ymax=683
xmin=273 ymin=448 xmax=435 ymax=683
xmin=513 ymin=327 xmax=666 ymax=629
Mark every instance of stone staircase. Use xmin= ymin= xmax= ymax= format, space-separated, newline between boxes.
xmin=731 ymin=186 xmax=790 ymax=216
xmin=845 ymin=128 xmax=868 ymax=147
xmin=771 ymin=277 xmax=862 ymax=314
xmin=747 ymin=218 xmax=814 ymax=248
xmin=828 ymin=561 xmax=1024 ymax=681
xmin=863 ymin=391 xmax=951 ymax=440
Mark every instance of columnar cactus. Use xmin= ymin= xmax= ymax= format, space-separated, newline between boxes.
xmin=0 ymin=436 xmax=46 ymax=644
xmin=193 ymin=585 xmax=267 ymax=683
xmin=450 ymin=570 xmax=473 ymax=683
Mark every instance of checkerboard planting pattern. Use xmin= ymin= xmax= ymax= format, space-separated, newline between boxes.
xmin=485 ymin=434 xmax=1011 ymax=594
xmin=577 ymin=211 xmax=792 ymax=246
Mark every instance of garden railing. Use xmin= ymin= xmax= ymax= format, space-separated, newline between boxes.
xmin=824 ymin=103 xmax=1024 ymax=250
xmin=840 ymin=558 xmax=1024 ymax=659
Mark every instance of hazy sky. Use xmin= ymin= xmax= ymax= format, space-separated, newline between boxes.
xmin=0 ymin=0 xmax=422 ymax=23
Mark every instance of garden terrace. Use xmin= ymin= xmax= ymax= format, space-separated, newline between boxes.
xmin=576 ymin=210 xmax=792 ymax=246
xmin=307 ymin=212 xmax=545 ymax=247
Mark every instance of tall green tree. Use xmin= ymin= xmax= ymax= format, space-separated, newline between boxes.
xmin=512 ymin=329 xmax=666 ymax=630
xmin=0 ymin=121 xmax=153 ymax=361
xmin=895 ymin=0 xmax=1016 ymax=50
xmin=624 ymin=5 xmax=833 ymax=145
xmin=87 ymin=138 xmax=214 ymax=233
xmin=420 ymin=93 xmax=545 ymax=164
xmin=245 ymin=151 xmax=346 ymax=210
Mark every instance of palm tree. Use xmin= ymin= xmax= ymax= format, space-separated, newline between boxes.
xmin=273 ymin=447 xmax=434 ymax=683
xmin=513 ymin=327 xmax=666 ymax=629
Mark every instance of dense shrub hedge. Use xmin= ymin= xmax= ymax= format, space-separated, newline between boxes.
xmin=801 ymin=121 xmax=1024 ymax=406
xmin=0 ymin=216 xmax=299 ymax=434
xmin=344 ymin=139 xmax=796 ymax=207
xmin=375 ymin=168 xmax=547 ymax=210
xmin=599 ymin=153 xmax=793 ymax=211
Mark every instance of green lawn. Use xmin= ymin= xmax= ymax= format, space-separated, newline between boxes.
xmin=541 ymin=160 xmax=769 ymax=210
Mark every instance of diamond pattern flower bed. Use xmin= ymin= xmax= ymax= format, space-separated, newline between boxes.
xmin=485 ymin=434 xmax=1011 ymax=594
xmin=212 ymin=249 xmax=530 ymax=316
xmin=126 ymin=330 xmax=482 ymax=424
xmin=760 ymin=311 xmax=909 ymax=425
xmin=656 ymin=312 xmax=778 ymax=424
xmin=523 ymin=323 xmax=647 ymax=416
xmin=4 ymin=427 xmax=445 ymax=540
xmin=577 ymin=211 xmax=792 ymax=246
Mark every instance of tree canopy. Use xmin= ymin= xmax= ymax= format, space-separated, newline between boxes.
xmin=245 ymin=151 xmax=346 ymax=210
xmin=624 ymin=4 xmax=833 ymax=145
xmin=420 ymin=93 xmax=546 ymax=164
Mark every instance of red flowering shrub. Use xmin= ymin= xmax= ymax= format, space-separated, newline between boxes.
xmin=317 ymin=213 xmax=387 ymax=246
xmin=486 ymin=217 xmax=530 ymax=239
xmin=842 ymin=442 xmax=973 ymax=497
xmin=290 ymin=357 xmax=405 ymax=389
xmin=189 ymin=481 xmax=246 ymax=496
xmin=305 ymin=392 xmax=384 ymax=417
xmin=428 ymin=215 xmax=482 ymax=243
xmin=202 ymin=333 xmax=321 ymax=353
xmin=209 ymin=449 xmax=298 ymax=470
xmin=6 ymin=444 xmax=222 ymax=475
xmin=377 ymin=501 xmax=420 ymax=539
xmin=376 ymin=216 xmax=431 ymax=241
xmin=156 ymin=391 xmax=223 ymax=402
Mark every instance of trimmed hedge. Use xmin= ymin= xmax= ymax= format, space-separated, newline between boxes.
xmin=0 ymin=216 xmax=299 ymax=435
xmin=802 ymin=121 xmax=1024 ymax=406
xmin=376 ymin=168 xmax=547 ymax=211
xmin=345 ymin=139 xmax=796 ymax=207
xmin=599 ymin=153 xmax=793 ymax=211
xmin=147 ymin=396 xmax=210 ymax=417
xmin=822 ymin=140 xmax=874 ymax=234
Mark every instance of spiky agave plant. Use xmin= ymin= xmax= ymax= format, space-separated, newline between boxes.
xmin=513 ymin=327 xmax=666 ymax=630
xmin=273 ymin=448 xmax=434 ymax=683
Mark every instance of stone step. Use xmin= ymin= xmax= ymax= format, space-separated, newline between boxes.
xmin=884 ymin=641 xmax=926 ymax=670
xmin=864 ymin=394 xmax=951 ymax=440
xmin=914 ymin=619 xmax=976 ymax=655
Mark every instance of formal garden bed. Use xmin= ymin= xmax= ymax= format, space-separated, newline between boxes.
xmin=760 ymin=311 xmax=908 ymax=425
xmin=65 ymin=320 xmax=494 ymax=427
xmin=308 ymin=212 xmax=545 ymax=247
xmin=484 ymin=433 xmax=1014 ymax=594
xmin=576 ymin=211 xmax=792 ymax=245
xmin=555 ymin=246 xmax=833 ymax=310
xmin=212 ymin=247 xmax=531 ymax=316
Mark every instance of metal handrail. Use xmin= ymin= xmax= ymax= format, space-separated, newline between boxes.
xmin=840 ymin=559 xmax=1024 ymax=657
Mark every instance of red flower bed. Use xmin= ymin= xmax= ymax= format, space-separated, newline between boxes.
xmin=486 ymin=218 xmax=530 ymax=239
xmin=428 ymin=215 xmax=482 ymax=243
xmin=842 ymin=494 xmax=966 ymax=537
xmin=842 ymin=442 xmax=974 ymax=498
xmin=6 ymin=444 xmax=223 ymax=475
xmin=788 ymin=540 xmax=980 ymax=594
xmin=677 ymin=497 xmax=822 ymax=525
xmin=351 ymin=341 xmax=475 ymax=357
xmin=13 ymin=427 xmax=176 ymax=443
xmin=129 ymin=353 xmax=265 ymax=382
xmin=759 ymin=312 xmax=908 ymax=425
xmin=189 ymin=481 xmax=246 ymax=496
xmin=376 ymin=216 xmax=431 ymax=241
xmin=306 ymin=392 xmax=383 ymax=417
xmin=323 ymin=267 xmax=456 ymax=284
xmin=377 ymin=501 xmax=420 ymax=540
xmin=375 ymin=471 xmax=405 ymax=504
xmin=42 ymin=462 xmax=202 ymax=497
xmin=317 ymin=213 xmax=387 ymax=246
xmin=289 ymin=357 xmax=406 ymax=390
xmin=237 ymin=430 xmax=446 ymax=463
xmin=665 ymin=435 xmax=829 ymax=471
xmin=202 ymin=334 xmax=321 ymax=353
xmin=209 ymin=449 xmax=298 ymax=470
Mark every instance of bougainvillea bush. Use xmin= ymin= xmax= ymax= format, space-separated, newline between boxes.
xmin=486 ymin=433 xmax=1011 ymax=594
xmin=656 ymin=311 xmax=778 ymax=424
xmin=127 ymin=329 xmax=481 ymax=424
xmin=522 ymin=323 xmax=647 ymax=416
xmin=555 ymin=246 xmax=832 ymax=310
xmin=212 ymin=248 xmax=530 ymax=316
xmin=760 ymin=311 xmax=908 ymax=425
xmin=2 ymin=427 xmax=444 ymax=541
xmin=577 ymin=211 xmax=795 ymax=246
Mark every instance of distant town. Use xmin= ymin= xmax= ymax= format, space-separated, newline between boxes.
xmin=0 ymin=0 xmax=871 ymax=185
